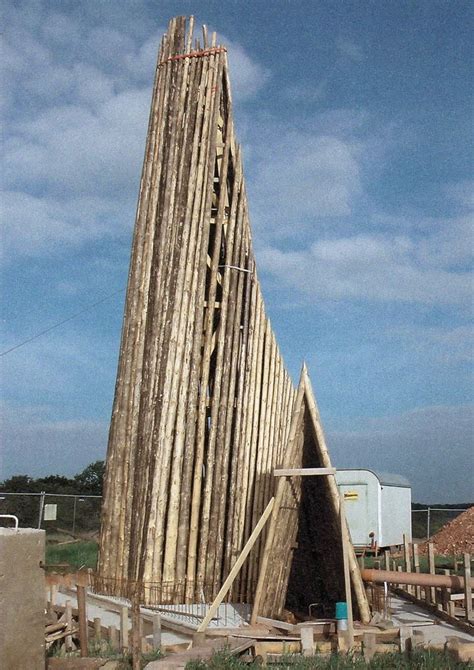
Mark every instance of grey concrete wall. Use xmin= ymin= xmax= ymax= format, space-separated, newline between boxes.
xmin=0 ymin=527 xmax=45 ymax=669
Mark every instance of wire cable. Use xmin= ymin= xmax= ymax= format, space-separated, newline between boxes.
xmin=0 ymin=287 xmax=125 ymax=357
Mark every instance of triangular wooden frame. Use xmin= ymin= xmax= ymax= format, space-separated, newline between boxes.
xmin=251 ymin=364 xmax=370 ymax=624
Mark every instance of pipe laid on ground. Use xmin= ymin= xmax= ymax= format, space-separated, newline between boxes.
xmin=361 ymin=568 xmax=474 ymax=590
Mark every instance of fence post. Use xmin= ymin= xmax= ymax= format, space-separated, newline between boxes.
xmin=72 ymin=496 xmax=78 ymax=535
xmin=38 ymin=491 xmax=46 ymax=529
xmin=427 ymin=507 xmax=431 ymax=539
xmin=412 ymin=543 xmax=421 ymax=600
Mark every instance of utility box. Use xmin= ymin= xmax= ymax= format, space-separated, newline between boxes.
xmin=335 ymin=469 xmax=412 ymax=550
xmin=0 ymin=528 xmax=45 ymax=669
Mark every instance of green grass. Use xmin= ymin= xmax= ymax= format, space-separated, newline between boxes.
xmin=185 ymin=649 xmax=473 ymax=669
xmin=46 ymin=539 xmax=98 ymax=569
xmin=49 ymin=639 xmax=162 ymax=668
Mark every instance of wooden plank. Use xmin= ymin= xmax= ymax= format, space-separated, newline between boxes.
xmin=197 ymin=497 xmax=275 ymax=632
xmin=451 ymin=592 xmax=474 ymax=601
xmin=255 ymin=616 xmax=295 ymax=632
xmin=273 ymin=467 xmax=336 ymax=477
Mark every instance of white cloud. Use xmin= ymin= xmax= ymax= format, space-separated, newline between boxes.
xmin=387 ymin=324 xmax=474 ymax=365
xmin=2 ymin=7 xmax=266 ymax=261
xmin=225 ymin=38 xmax=270 ymax=100
xmin=249 ymin=130 xmax=362 ymax=236
xmin=258 ymin=226 xmax=472 ymax=305
xmin=444 ymin=180 xmax=474 ymax=210
xmin=1 ymin=190 xmax=132 ymax=257
xmin=335 ymin=37 xmax=364 ymax=62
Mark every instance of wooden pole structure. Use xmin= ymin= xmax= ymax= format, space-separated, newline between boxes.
xmin=97 ymin=15 xmax=369 ymax=624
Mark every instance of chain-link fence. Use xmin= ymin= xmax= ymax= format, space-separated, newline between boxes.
xmin=411 ymin=506 xmax=470 ymax=540
xmin=0 ymin=491 xmax=102 ymax=537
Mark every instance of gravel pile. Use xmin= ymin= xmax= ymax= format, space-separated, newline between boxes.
xmin=422 ymin=506 xmax=474 ymax=555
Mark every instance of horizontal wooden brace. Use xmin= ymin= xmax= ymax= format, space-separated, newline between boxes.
xmin=273 ymin=467 xmax=336 ymax=477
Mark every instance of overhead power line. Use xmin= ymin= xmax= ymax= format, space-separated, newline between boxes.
xmin=0 ymin=287 xmax=125 ymax=358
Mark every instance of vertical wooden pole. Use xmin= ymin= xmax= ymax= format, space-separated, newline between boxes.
xmin=443 ymin=569 xmax=451 ymax=612
xmin=76 ymin=585 xmax=88 ymax=657
xmin=131 ymin=589 xmax=142 ymax=670
xmin=399 ymin=624 xmax=413 ymax=653
xmin=300 ymin=626 xmax=314 ymax=656
xmin=339 ymin=493 xmax=354 ymax=650
xmin=403 ymin=535 xmax=412 ymax=594
xmin=464 ymin=553 xmax=472 ymax=622
xmin=65 ymin=600 xmax=73 ymax=652
xmin=94 ymin=617 xmax=102 ymax=640
xmin=120 ymin=605 xmax=129 ymax=653
xmin=428 ymin=542 xmax=436 ymax=605
xmin=153 ymin=613 xmax=162 ymax=649
xmin=412 ymin=544 xmax=421 ymax=600
xmin=363 ymin=632 xmax=376 ymax=661
xmin=109 ymin=625 xmax=119 ymax=651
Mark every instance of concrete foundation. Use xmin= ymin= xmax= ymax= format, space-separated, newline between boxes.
xmin=0 ymin=527 xmax=46 ymax=669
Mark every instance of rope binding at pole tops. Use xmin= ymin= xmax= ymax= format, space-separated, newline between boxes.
xmin=159 ymin=47 xmax=227 ymax=67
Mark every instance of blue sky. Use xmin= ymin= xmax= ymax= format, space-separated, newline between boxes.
xmin=1 ymin=0 xmax=473 ymax=502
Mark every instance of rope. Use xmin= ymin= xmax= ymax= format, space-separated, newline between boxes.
xmin=159 ymin=47 xmax=227 ymax=67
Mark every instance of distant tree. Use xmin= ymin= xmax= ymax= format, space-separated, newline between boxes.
xmin=74 ymin=461 xmax=105 ymax=495
xmin=0 ymin=474 xmax=37 ymax=492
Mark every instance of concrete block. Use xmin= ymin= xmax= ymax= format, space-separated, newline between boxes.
xmin=0 ymin=527 xmax=45 ymax=669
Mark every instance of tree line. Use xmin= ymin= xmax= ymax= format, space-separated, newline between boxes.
xmin=0 ymin=460 xmax=105 ymax=496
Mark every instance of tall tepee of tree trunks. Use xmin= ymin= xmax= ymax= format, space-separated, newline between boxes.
xmin=98 ymin=16 xmax=370 ymax=622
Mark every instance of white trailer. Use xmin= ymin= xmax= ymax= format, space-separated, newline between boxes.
xmin=335 ymin=469 xmax=412 ymax=550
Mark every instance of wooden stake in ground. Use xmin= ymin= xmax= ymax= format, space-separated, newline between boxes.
xmin=76 ymin=585 xmax=88 ymax=657
xmin=131 ymin=587 xmax=142 ymax=670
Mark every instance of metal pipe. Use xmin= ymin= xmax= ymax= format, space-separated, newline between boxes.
xmin=361 ymin=568 xmax=474 ymax=590
xmin=0 ymin=514 xmax=19 ymax=530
